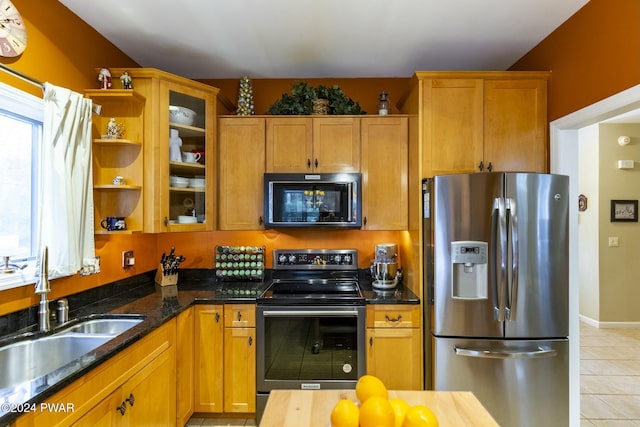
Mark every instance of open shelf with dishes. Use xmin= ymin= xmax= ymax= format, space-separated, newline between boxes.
xmin=102 ymin=69 xmax=218 ymax=232
xmin=86 ymin=89 xmax=145 ymax=234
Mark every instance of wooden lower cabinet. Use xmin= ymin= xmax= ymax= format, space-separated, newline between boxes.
xmin=194 ymin=305 xmax=224 ymax=413
xmin=73 ymin=347 xmax=175 ymax=426
xmin=176 ymin=306 xmax=195 ymax=425
xmin=365 ymin=305 xmax=422 ymax=390
xmin=194 ymin=304 xmax=256 ymax=414
xmin=223 ymin=305 xmax=256 ymax=413
xmin=12 ymin=320 xmax=176 ymax=427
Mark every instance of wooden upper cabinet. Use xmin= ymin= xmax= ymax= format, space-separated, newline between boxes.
xmin=266 ymin=117 xmax=312 ymax=172
xmin=266 ymin=117 xmax=360 ymax=173
xmin=416 ymin=72 xmax=549 ymax=178
xmin=483 ymin=79 xmax=547 ymax=173
xmin=423 ymin=78 xmax=483 ymax=176
xmin=313 ymin=117 xmax=360 ymax=172
xmin=218 ymin=117 xmax=266 ymax=230
xmin=106 ymin=68 xmax=218 ymax=233
xmin=361 ymin=117 xmax=408 ymax=230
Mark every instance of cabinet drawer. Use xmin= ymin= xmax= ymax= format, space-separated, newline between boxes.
xmin=224 ymin=304 xmax=256 ymax=328
xmin=366 ymin=305 xmax=421 ymax=328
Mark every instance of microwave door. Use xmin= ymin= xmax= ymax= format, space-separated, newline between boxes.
xmin=264 ymin=173 xmax=362 ymax=228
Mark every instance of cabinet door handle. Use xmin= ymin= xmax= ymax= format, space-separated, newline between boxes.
xmin=363 ymin=216 xmax=367 ymax=226
xmin=116 ymin=402 xmax=126 ymax=416
xmin=478 ymin=161 xmax=484 ymax=172
xmin=259 ymin=216 xmax=263 ymax=225
xmin=369 ymin=336 xmax=373 ymax=347
xmin=215 ymin=312 xmax=220 ymax=323
xmin=248 ymin=335 xmax=253 ymax=346
xmin=314 ymin=158 xmax=318 ymax=168
xmin=163 ymin=216 xmax=169 ymax=227
xmin=487 ymin=162 xmax=493 ymax=172
xmin=237 ymin=311 xmax=242 ymax=321
xmin=125 ymin=393 xmax=135 ymax=407
xmin=307 ymin=159 xmax=311 ymax=169
xmin=385 ymin=314 xmax=402 ymax=323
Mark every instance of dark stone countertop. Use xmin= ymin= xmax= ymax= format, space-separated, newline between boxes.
xmin=0 ymin=269 xmax=419 ymax=425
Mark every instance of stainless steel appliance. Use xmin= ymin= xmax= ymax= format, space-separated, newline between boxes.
xmin=423 ymin=173 xmax=569 ymax=427
xmin=256 ymin=249 xmax=365 ymax=422
xmin=370 ymin=243 xmax=402 ymax=290
xmin=263 ymin=173 xmax=362 ymax=228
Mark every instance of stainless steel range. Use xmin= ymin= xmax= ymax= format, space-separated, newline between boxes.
xmin=256 ymin=249 xmax=366 ymax=422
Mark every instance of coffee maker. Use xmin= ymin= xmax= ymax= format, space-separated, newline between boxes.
xmin=370 ymin=243 xmax=402 ymax=290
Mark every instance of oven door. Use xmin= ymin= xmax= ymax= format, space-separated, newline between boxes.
xmin=256 ymin=304 xmax=366 ymax=394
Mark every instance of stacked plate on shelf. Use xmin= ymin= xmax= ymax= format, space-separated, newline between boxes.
xmin=170 ymin=176 xmax=189 ymax=188
xmin=188 ymin=177 xmax=205 ymax=189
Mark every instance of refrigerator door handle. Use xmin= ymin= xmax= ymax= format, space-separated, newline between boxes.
xmin=493 ymin=197 xmax=508 ymax=321
xmin=506 ymin=197 xmax=519 ymax=321
xmin=454 ymin=345 xmax=557 ymax=359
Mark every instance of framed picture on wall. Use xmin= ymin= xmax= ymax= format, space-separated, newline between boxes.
xmin=610 ymin=200 xmax=638 ymax=222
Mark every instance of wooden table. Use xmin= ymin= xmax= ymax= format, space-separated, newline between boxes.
xmin=260 ymin=389 xmax=499 ymax=427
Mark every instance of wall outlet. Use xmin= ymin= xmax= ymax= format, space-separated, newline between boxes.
xmin=608 ymin=237 xmax=619 ymax=247
xmin=122 ymin=250 xmax=135 ymax=268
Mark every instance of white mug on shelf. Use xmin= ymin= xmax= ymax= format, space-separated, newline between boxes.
xmin=182 ymin=152 xmax=201 ymax=163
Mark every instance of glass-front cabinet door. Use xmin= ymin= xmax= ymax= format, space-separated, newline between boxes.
xmin=109 ymin=68 xmax=218 ymax=232
xmin=163 ymin=84 xmax=212 ymax=231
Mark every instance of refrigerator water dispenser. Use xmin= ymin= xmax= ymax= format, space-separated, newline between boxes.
xmin=450 ymin=241 xmax=488 ymax=299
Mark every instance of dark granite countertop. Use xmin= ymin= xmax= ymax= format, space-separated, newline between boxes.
xmin=0 ymin=268 xmax=418 ymax=425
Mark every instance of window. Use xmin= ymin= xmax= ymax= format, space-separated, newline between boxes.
xmin=0 ymin=81 xmax=43 ymax=289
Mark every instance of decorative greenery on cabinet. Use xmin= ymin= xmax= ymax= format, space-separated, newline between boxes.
xmin=268 ymin=81 xmax=366 ymax=115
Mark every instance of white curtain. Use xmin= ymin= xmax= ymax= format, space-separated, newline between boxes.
xmin=37 ymin=83 xmax=95 ymax=278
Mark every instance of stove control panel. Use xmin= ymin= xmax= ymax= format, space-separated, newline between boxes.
xmin=274 ymin=249 xmax=358 ymax=270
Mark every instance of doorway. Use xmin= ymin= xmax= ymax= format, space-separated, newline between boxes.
xmin=550 ymin=83 xmax=640 ymax=426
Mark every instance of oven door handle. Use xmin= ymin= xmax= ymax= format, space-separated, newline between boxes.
xmin=261 ymin=310 xmax=360 ymax=317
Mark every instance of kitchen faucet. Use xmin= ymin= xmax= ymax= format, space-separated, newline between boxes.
xmin=34 ymin=246 xmax=51 ymax=332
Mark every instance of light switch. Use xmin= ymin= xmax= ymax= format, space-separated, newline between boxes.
xmin=608 ymin=237 xmax=619 ymax=247
xmin=617 ymin=160 xmax=634 ymax=169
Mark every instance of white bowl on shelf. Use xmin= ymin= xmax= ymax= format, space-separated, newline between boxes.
xmin=189 ymin=178 xmax=206 ymax=189
xmin=177 ymin=215 xmax=198 ymax=224
xmin=169 ymin=105 xmax=196 ymax=126
xmin=170 ymin=176 xmax=189 ymax=188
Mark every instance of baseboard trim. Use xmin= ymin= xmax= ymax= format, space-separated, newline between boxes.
xmin=580 ymin=315 xmax=640 ymax=328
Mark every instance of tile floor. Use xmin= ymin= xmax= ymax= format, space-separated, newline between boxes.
xmin=185 ymin=417 xmax=256 ymax=426
xmin=186 ymin=321 xmax=640 ymax=427
xmin=580 ymin=321 xmax=640 ymax=426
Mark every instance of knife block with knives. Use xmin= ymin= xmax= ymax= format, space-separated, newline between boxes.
xmin=155 ymin=247 xmax=184 ymax=286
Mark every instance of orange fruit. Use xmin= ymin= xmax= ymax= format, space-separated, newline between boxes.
xmin=330 ymin=399 xmax=359 ymax=427
xmin=389 ymin=398 xmax=410 ymax=427
xmin=403 ymin=404 xmax=439 ymax=427
xmin=355 ymin=374 xmax=388 ymax=404
xmin=359 ymin=396 xmax=395 ymax=427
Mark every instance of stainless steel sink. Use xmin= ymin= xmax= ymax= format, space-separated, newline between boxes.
xmin=0 ymin=333 xmax=113 ymax=389
xmin=0 ymin=315 xmax=144 ymax=390
xmin=59 ymin=317 xmax=144 ymax=335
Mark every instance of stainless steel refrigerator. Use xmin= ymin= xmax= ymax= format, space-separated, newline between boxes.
xmin=423 ymin=173 xmax=569 ymax=427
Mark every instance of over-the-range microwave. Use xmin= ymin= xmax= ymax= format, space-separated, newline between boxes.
xmin=263 ymin=173 xmax=362 ymax=229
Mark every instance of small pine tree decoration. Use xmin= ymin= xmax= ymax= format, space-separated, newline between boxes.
xmin=236 ymin=75 xmax=255 ymax=116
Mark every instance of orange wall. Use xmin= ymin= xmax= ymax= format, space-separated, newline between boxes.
xmin=201 ymin=78 xmax=410 ymax=115
xmin=156 ymin=230 xmax=404 ymax=271
xmin=0 ymin=2 xmax=412 ymax=317
xmin=0 ymin=0 xmax=139 ymax=96
xmin=0 ymin=0 xmax=144 ymax=315
xmin=510 ymin=0 xmax=640 ymax=121
xmin=9 ymin=0 xmax=632 ymax=315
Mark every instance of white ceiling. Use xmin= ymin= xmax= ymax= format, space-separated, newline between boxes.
xmin=59 ymin=0 xmax=590 ymax=80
